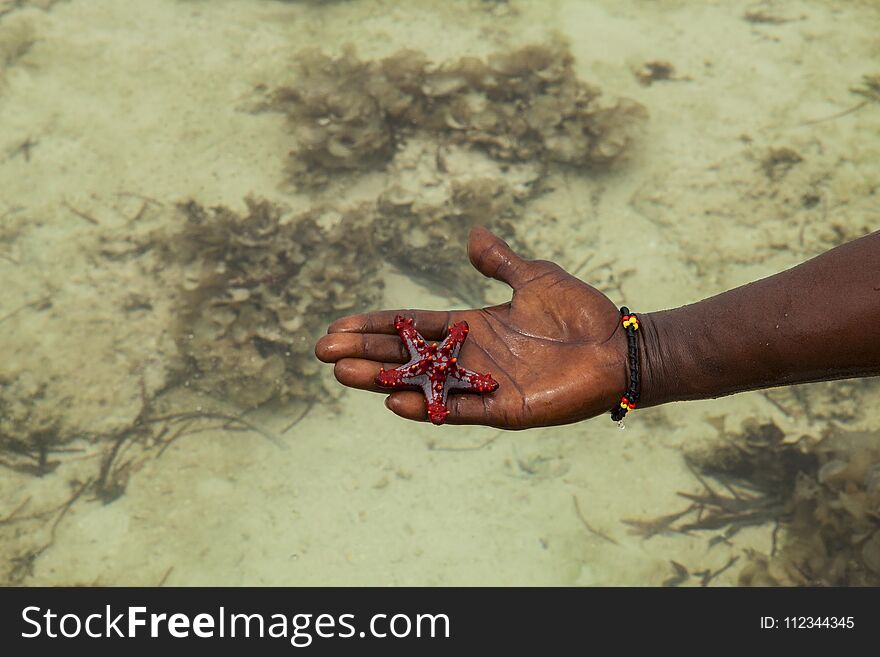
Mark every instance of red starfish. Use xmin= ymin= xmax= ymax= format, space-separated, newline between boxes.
xmin=375 ymin=315 xmax=499 ymax=425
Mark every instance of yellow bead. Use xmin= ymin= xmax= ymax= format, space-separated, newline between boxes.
xmin=620 ymin=401 xmax=628 ymax=409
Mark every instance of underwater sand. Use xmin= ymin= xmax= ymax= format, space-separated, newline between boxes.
xmin=1 ymin=0 xmax=879 ymax=585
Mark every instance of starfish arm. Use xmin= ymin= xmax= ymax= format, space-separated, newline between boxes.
xmin=394 ymin=315 xmax=429 ymax=360
xmin=443 ymin=321 xmax=469 ymax=360
xmin=376 ymin=365 xmax=428 ymax=387
xmin=426 ymin=400 xmax=450 ymax=425
xmin=449 ymin=367 xmax=499 ymax=393
xmin=423 ymin=367 xmax=445 ymax=420
xmin=375 ymin=367 xmax=410 ymax=388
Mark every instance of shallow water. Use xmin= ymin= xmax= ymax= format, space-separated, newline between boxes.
xmin=0 ymin=0 xmax=878 ymax=586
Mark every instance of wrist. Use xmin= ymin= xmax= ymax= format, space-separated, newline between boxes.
xmin=638 ymin=305 xmax=740 ymax=407
xmin=604 ymin=307 xmax=691 ymax=415
xmin=633 ymin=310 xmax=681 ymax=408
xmin=607 ymin=308 xmax=653 ymax=416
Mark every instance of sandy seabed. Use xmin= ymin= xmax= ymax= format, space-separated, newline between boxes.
xmin=1 ymin=0 xmax=878 ymax=585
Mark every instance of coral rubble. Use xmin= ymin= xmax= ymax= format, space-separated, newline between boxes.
xmin=159 ymin=197 xmax=383 ymax=407
xmin=274 ymin=44 xmax=645 ymax=188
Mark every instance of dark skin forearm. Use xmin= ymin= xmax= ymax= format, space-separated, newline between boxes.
xmin=640 ymin=230 xmax=880 ymax=406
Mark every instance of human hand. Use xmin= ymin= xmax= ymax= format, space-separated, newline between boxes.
xmin=315 ymin=226 xmax=629 ymax=429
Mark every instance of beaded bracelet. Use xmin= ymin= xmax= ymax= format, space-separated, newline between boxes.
xmin=610 ymin=306 xmax=639 ymax=427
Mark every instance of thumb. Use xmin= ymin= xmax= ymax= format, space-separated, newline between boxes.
xmin=468 ymin=225 xmax=553 ymax=290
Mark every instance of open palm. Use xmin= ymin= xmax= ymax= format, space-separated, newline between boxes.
xmin=315 ymin=226 xmax=628 ymax=429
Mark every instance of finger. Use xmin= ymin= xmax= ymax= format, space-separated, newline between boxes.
xmin=315 ymin=332 xmax=409 ymax=364
xmin=328 ymin=309 xmax=454 ymax=339
xmin=468 ymin=225 xmax=560 ymax=289
xmin=333 ymin=358 xmax=403 ymax=392
xmin=384 ymin=391 xmax=498 ymax=426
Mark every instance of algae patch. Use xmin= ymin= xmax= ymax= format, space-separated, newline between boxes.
xmin=739 ymin=424 xmax=880 ymax=586
xmin=159 ymin=197 xmax=383 ymax=408
xmin=273 ymin=43 xmax=645 ymax=189
xmin=629 ymin=417 xmax=880 ymax=586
